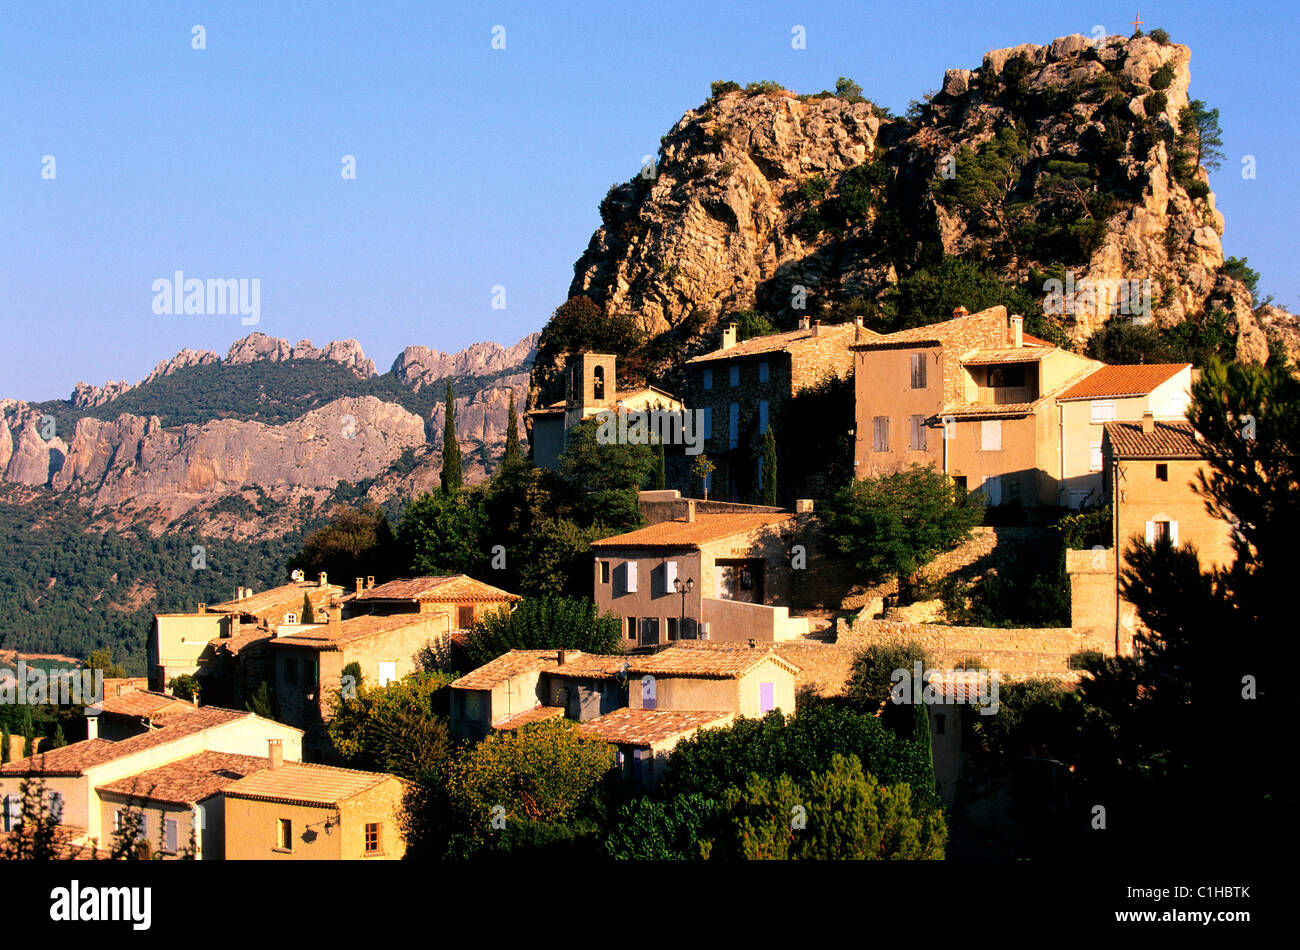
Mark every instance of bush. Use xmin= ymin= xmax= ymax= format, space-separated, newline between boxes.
xmin=744 ymin=80 xmax=786 ymax=95
xmin=1144 ymin=91 xmax=1168 ymax=116
xmin=463 ymin=596 xmax=622 ymax=669
xmin=710 ymin=80 xmax=740 ymax=98
xmin=846 ymin=642 xmax=930 ymax=715
xmin=1148 ymin=28 xmax=1171 ymax=45
xmin=1149 ymin=64 xmax=1175 ymax=90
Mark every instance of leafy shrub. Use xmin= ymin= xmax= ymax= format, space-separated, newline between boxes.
xmin=1148 ymin=28 xmax=1171 ymax=45
xmin=1145 ymin=91 xmax=1168 ymax=116
xmin=744 ymin=80 xmax=786 ymax=95
xmin=710 ymin=80 xmax=740 ymax=98
xmin=1149 ymin=64 xmax=1175 ymax=90
xmin=463 ymin=596 xmax=622 ymax=669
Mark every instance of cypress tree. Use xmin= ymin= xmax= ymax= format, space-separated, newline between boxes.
xmin=51 ymin=724 xmax=66 ymax=749
xmin=301 ymin=592 xmax=315 ymax=624
xmin=502 ymin=390 xmax=522 ymax=470
xmin=1 ymin=723 xmax=11 ymax=764
xmin=441 ymin=380 xmax=463 ymax=495
xmin=654 ymin=439 xmax=666 ymax=490
xmin=761 ymin=426 xmax=779 ymax=506
xmin=21 ymin=708 xmax=35 ymax=758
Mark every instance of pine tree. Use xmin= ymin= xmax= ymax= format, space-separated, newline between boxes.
xmin=441 ymin=380 xmax=463 ymax=495
xmin=51 ymin=723 xmax=66 ymax=749
xmin=654 ymin=439 xmax=666 ymax=491
xmin=502 ymin=390 xmax=522 ymax=470
xmin=760 ymin=426 xmax=779 ymax=506
xmin=301 ymin=592 xmax=315 ymax=624
xmin=1 ymin=723 xmax=11 ymax=764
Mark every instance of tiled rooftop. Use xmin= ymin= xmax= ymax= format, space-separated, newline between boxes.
xmin=222 ymin=761 xmax=393 ymax=807
xmin=271 ymin=612 xmax=436 ymax=649
xmin=1058 ymin=363 xmax=1190 ymax=400
xmin=590 ymin=511 xmax=793 ymax=550
xmin=938 ymin=402 xmax=1037 ymax=419
xmin=629 ymin=645 xmax=801 ymax=679
xmin=687 ymin=322 xmax=865 ymax=364
xmin=96 ymin=751 xmax=269 ymax=806
xmin=0 ymin=707 xmax=260 ymax=776
xmin=450 ymin=649 xmax=562 ymax=691
xmin=1104 ymin=420 xmax=1203 ymax=459
xmin=849 ymin=305 xmax=1009 ymax=351
xmin=492 ymin=706 xmax=566 ymax=731
xmin=547 ymin=653 xmax=631 ymax=679
xmin=961 ymin=347 xmax=1050 ymax=365
xmin=577 ymin=708 xmax=734 ymax=747
xmin=211 ymin=580 xmax=342 ymax=617
xmin=98 ymin=690 xmax=197 ymax=720
xmin=354 ymin=575 xmax=521 ymax=604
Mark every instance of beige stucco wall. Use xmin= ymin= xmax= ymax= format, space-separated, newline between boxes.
xmin=626 ymin=658 xmax=795 ymax=718
xmin=96 ymin=795 xmax=197 ymax=858
xmin=594 ymin=549 xmax=705 ymax=646
xmin=150 ymin=613 xmax=227 ymax=689
xmin=224 ymin=775 xmax=405 ymax=860
xmin=1113 ymin=457 xmax=1236 ymax=574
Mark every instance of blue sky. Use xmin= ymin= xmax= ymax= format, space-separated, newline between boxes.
xmin=2 ymin=0 xmax=1297 ymax=401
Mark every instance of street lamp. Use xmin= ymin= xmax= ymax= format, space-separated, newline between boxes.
xmin=672 ymin=576 xmax=694 ymax=640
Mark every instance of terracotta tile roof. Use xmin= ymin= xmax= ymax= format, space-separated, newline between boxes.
xmin=687 ymin=322 xmax=866 ymax=364
xmin=961 ymin=347 xmax=1050 ymax=364
xmin=850 ymin=305 xmax=1008 ymax=351
xmin=211 ymin=581 xmax=342 ymax=617
xmin=0 ymin=707 xmax=260 ymax=776
xmin=938 ymin=402 xmax=1037 ymax=419
xmin=354 ymin=575 xmax=521 ymax=604
xmin=1058 ymin=363 xmax=1190 ymax=400
xmin=0 ymin=828 xmax=112 ymax=860
xmin=1021 ymin=333 xmax=1052 ymax=346
xmin=547 ymin=653 xmax=632 ymax=679
xmin=590 ymin=511 xmax=794 ymax=549
xmin=96 ymin=751 xmax=269 ymax=806
xmin=577 ymin=708 xmax=734 ymax=747
xmin=450 ymin=650 xmax=562 ymax=690
xmin=628 ymin=644 xmax=801 ymax=679
xmin=222 ymin=761 xmax=393 ymax=807
xmin=98 ymin=690 xmax=198 ymax=720
xmin=270 ymin=612 xmax=436 ymax=650
xmin=210 ymin=627 xmax=272 ymax=656
xmin=492 ymin=706 xmax=566 ymax=731
xmin=1104 ymin=420 xmax=1203 ymax=459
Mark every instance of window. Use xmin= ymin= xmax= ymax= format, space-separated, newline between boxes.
xmin=1089 ymin=441 xmax=1103 ymax=472
xmin=48 ymin=791 xmax=63 ymax=823
xmin=758 ymin=400 xmax=769 ymax=434
xmin=627 ymin=616 xmax=637 ymax=640
xmin=1090 ymin=399 xmax=1115 ymax=423
xmin=729 ymin=364 xmax=739 ymax=387
xmin=759 ymin=359 xmax=770 ymax=383
xmin=910 ymin=353 xmax=927 ymax=389
xmin=277 ymin=818 xmax=293 ymax=851
xmin=137 ymin=814 xmax=148 ymax=842
xmin=285 ymin=656 xmax=298 ymax=685
xmin=935 ymin=714 xmax=946 ymax=736
xmin=909 ymin=415 xmax=927 ymax=451
xmin=457 ymin=604 xmax=475 ymax=629
xmin=663 ymin=560 xmax=678 ymax=592
xmin=981 ymin=419 xmax=1002 ymax=451
xmin=759 ymin=682 xmax=775 ymax=713
xmin=666 ymin=617 xmax=679 ymax=641
xmin=1146 ymin=520 xmax=1179 ymax=546
xmin=600 ymin=561 xmax=611 ymax=584
xmin=1156 ymin=463 xmax=1168 ymax=481
xmin=284 ymin=612 xmax=298 ymax=624
xmin=1006 ymin=478 xmax=1021 ymax=505
xmin=593 ymin=365 xmax=605 ymax=400
xmin=365 ymin=822 xmax=381 ymax=855
xmin=378 ymin=661 xmax=397 ymax=687
xmin=623 ymin=561 xmax=638 ymax=594
xmin=638 ymin=619 xmax=660 ymax=648
xmin=702 ymin=406 xmax=713 ymax=439
xmin=702 ymin=367 xmax=713 ymax=390
xmin=113 ymin=809 xmax=122 ymax=833
xmin=989 ymin=365 xmax=1026 ymax=388
xmin=728 ymin=403 xmax=739 ymax=449
xmin=164 ymin=818 xmax=178 ymax=854
xmin=872 ymin=416 xmax=889 ymax=452
xmin=464 ymin=692 xmax=481 ymax=719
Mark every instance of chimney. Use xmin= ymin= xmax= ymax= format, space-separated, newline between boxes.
xmin=1141 ymin=410 xmax=1155 ymax=434
xmin=853 ymin=315 xmax=864 ymax=328
xmin=268 ymin=738 xmax=283 ymax=770
xmin=355 ymin=577 xmax=363 ymax=596
xmin=1009 ymin=314 xmax=1024 ymax=348
xmin=365 ymin=576 xmax=374 ymax=589
xmin=812 ymin=319 xmax=822 ymax=337
xmin=795 ymin=499 xmax=815 ymax=514
xmin=721 ymin=322 xmax=738 ymax=350
xmin=557 ymin=649 xmax=567 ymax=665
xmin=685 ymin=498 xmax=696 ymax=523
xmin=86 ymin=713 xmax=99 ymax=740
xmin=197 ymin=602 xmax=206 ymax=614
xmin=798 ymin=316 xmax=810 ymax=331
xmin=952 ymin=305 xmax=969 ymax=318
xmin=317 ymin=571 xmax=328 ymax=588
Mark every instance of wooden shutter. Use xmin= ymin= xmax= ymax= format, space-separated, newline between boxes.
xmin=1145 ymin=521 xmax=1156 ymax=544
xmin=759 ymin=682 xmax=775 ymax=713
xmin=165 ymin=818 xmax=178 ymax=853
xmin=1169 ymin=521 xmax=1179 ymax=546
xmin=624 ymin=561 xmax=638 ymax=593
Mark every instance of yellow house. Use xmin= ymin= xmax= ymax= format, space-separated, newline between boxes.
xmin=0 ymin=707 xmax=302 ymax=848
xmin=222 ymin=742 xmax=407 ymax=860
xmin=449 ymin=649 xmax=564 ymax=741
xmin=851 ymin=305 xmax=1101 ymax=506
xmin=1055 ymin=363 xmax=1193 ymax=509
xmin=577 ymin=708 xmax=735 ymax=789
xmin=623 ymin=644 xmax=800 ymax=719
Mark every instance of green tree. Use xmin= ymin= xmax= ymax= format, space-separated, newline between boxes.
xmin=760 ymin=426 xmax=779 ymax=505
xmin=167 ymin=674 xmax=201 ymax=702
xmin=397 ymin=489 xmax=488 ymax=577
xmin=327 ymin=671 xmax=453 ymax=779
xmin=289 ymin=503 xmax=399 ymax=585
xmin=835 ymin=76 xmax=863 ymax=100
xmin=85 ymin=648 xmax=126 ymax=678
xmin=846 ymin=642 xmax=930 ymax=717
xmin=300 ymin=592 xmax=315 ymax=624
xmin=822 ymin=464 xmax=983 ymax=593
xmin=1177 ymin=99 xmax=1225 ymax=173
xmin=441 ymin=380 xmax=463 ymax=495
xmin=691 ymin=454 xmax=716 ymax=500
xmin=653 ymin=438 xmax=666 ymax=491
xmin=21 ymin=708 xmax=35 ymax=758
xmin=245 ymin=681 xmax=274 ymax=719
xmin=502 ymin=390 xmax=523 ymax=472
xmin=604 ymin=793 xmax=720 ymax=860
xmin=885 ymin=256 xmax=1043 ymax=333
xmin=463 ymin=596 xmax=622 ymax=668
xmin=734 ymin=309 xmax=775 ymax=341
xmin=557 ymin=418 xmax=654 ymax=529
xmin=518 ymin=519 xmax=608 ymax=598
xmin=1 ymin=723 xmax=10 ymax=764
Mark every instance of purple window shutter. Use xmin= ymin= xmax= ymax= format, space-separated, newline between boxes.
xmin=759 ymin=682 xmax=775 ymax=713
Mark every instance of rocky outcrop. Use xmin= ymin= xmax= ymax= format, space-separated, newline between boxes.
xmin=141 ymin=348 xmax=220 ymax=385
xmin=71 ymin=380 xmax=133 ymax=409
xmin=559 ymin=33 xmax=1294 ymax=384
xmin=392 ymin=333 xmax=539 ymax=391
xmin=5 ymin=422 xmax=66 ymax=486
xmin=44 ymin=396 xmax=424 ymax=508
xmin=224 ymin=333 xmax=377 ymax=377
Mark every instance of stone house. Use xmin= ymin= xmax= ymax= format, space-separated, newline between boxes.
xmin=222 ymin=741 xmax=408 ymax=860
xmin=1054 ymin=363 xmax=1193 ymax=509
xmin=591 ymin=504 xmax=826 ymax=644
xmin=448 ymin=649 xmax=564 ymax=742
xmin=851 ymin=305 xmax=1102 ymax=507
xmin=526 ymin=351 xmax=684 ymax=471
xmin=0 ymin=707 xmax=302 ymax=850
xmin=683 ymin=317 xmax=870 ymax=500
xmin=95 ymin=689 xmax=200 ymax=741
xmin=344 ymin=574 xmax=522 ymax=631
xmin=577 ymin=708 xmax=735 ymax=789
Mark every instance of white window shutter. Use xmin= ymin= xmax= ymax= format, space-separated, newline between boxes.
xmin=1145 ymin=521 xmax=1155 ymax=544
xmin=981 ymin=419 xmax=1002 ymax=451
xmin=1169 ymin=521 xmax=1179 ymax=546
xmin=625 ymin=561 xmax=638 ymax=593
xmin=664 ymin=560 xmax=677 ymax=591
